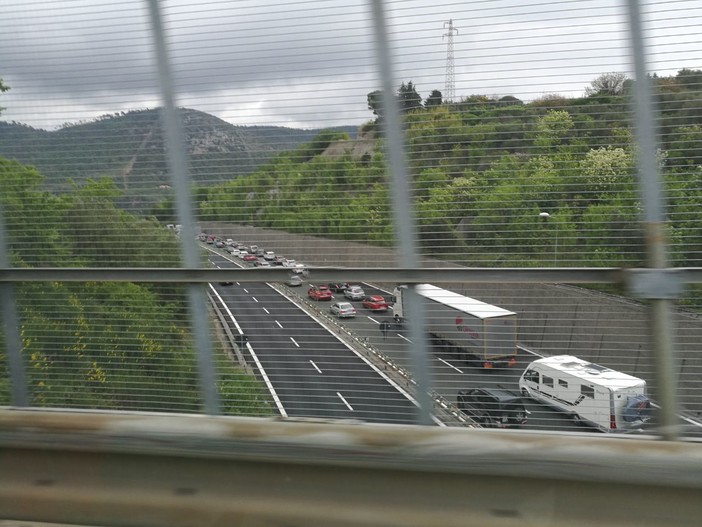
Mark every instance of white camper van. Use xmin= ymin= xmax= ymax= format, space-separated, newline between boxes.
xmin=519 ymin=355 xmax=652 ymax=433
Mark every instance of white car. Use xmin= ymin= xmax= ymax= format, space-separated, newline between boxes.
xmin=344 ymin=286 xmax=365 ymax=300
xmin=264 ymin=251 xmax=276 ymax=261
xmin=282 ymin=259 xmax=296 ymax=268
xmin=238 ymin=251 xmax=249 ymax=259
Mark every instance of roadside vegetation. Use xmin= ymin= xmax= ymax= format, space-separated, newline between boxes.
xmin=190 ymin=70 xmax=702 ymax=278
xmin=0 ymin=129 xmax=271 ymax=413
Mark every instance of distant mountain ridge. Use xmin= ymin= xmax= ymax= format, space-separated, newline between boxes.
xmin=0 ymin=108 xmax=357 ymax=213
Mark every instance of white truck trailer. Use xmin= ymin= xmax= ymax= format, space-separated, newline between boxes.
xmin=519 ymin=355 xmax=652 ymax=432
xmin=391 ymin=284 xmax=518 ymax=369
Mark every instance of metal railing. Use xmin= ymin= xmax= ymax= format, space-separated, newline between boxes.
xmin=1 ymin=1 xmax=701 ymax=525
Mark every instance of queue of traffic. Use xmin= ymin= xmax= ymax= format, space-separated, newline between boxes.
xmin=202 ymin=231 xmax=654 ymax=434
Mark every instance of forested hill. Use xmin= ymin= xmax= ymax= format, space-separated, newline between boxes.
xmin=0 ymin=108 xmax=356 ymax=213
xmin=195 ymin=69 xmax=702 ymax=276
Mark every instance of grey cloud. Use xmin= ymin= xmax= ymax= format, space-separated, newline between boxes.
xmin=1 ymin=0 xmax=699 ymax=129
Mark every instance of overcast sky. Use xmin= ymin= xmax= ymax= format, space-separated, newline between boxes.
xmin=1 ymin=0 xmax=700 ymax=130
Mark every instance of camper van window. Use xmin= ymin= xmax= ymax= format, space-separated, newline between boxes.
xmin=543 ymin=375 xmax=554 ymax=388
xmin=558 ymin=379 xmax=568 ymax=388
xmin=524 ymin=369 xmax=538 ymax=383
xmin=581 ymin=385 xmax=595 ymax=399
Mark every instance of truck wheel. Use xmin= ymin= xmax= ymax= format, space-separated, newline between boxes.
xmin=521 ymin=388 xmax=529 ymax=397
xmin=572 ymin=413 xmax=582 ymax=426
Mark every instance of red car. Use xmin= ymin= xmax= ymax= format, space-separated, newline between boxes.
xmin=362 ymin=295 xmax=389 ymax=311
xmin=308 ymin=285 xmax=333 ymax=301
xmin=243 ymin=254 xmax=258 ymax=262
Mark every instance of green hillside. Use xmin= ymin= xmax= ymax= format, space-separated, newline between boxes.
xmin=0 ymin=157 xmax=272 ymax=414
xmin=196 ymin=70 xmax=702 ymax=274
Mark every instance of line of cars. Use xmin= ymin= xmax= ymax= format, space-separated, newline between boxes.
xmin=204 ymin=234 xmax=651 ymax=434
xmin=307 ymin=283 xmax=392 ymax=320
xmin=200 ymin=234 xmax=306 ymax=274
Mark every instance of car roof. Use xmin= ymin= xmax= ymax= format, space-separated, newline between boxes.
xmin=461 ymin=388 xmax=523 ymax=402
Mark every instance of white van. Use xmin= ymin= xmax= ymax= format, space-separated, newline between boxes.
xmin=519 ymin=355 xmax=652 ymax=433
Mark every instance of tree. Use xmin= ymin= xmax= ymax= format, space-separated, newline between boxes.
xmin=498 ymin=95 xmax=523 ymax=106
xmin=675 ymin=68 xmax=702 ymax=90
xmin=579 ymin=146 xmax=634 ymax=200
xmin=398 ymin=81 xmax=422 ymax=113
xmin=425 ymin=89 xmax=443 ymax=108
xmin=367 ymin=90 xmax=384 ymax=121
xmin=585 ymin=72 xmax=628 ymax=96
xmin=0 ymin=77 xmax=9 ymax=115
xmin=532 ymin=110 xmax=575 ymax=150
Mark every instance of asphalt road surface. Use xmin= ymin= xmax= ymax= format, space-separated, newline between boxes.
xmin=207 ymin=246 xmax=628 ymax=432
xmin=209 ymin=251 xmax=422 ymax=425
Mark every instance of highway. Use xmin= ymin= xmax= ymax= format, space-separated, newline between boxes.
xmin=308 ymin=281 xmax=583 ymax=432
xmin=209 ymin=251 xmax=422 ymax=424
xmin=206 ymin=245 xmax=586 ymax=431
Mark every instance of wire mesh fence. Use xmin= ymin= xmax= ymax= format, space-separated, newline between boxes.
xmin=1 ymin=0 xmax=702 ymax=438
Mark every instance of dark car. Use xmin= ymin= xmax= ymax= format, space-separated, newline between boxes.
xmin=328 ymin=282 xmax=349 ymax=293
xmin=456 ymin=388 xmax=528 ymax=429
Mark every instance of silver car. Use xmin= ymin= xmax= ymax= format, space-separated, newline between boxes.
xmin=344 ymin=286 xmax=365 ymax=301
xmin=330 ymin=302 xmax=356 ymax=318
xmin=286 ymin=275 xmax=303 ymax=287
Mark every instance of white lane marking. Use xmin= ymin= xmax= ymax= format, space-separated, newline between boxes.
xmin=272 ymin=289 xmax=445 ymax=426
xmin=438 ymin=357 xmax=463 ymax=374
xmin=261 ymin=283 xmax=445 ymax=426
xmin=275 ymin=320 xmax=283 ymax=329
xmin=209 ymin=284 xmax=244 ymax=334
xmin=246 ymin=341 xmax=287 ymax=417
xmin=397 ymin=333 xmax=412 ymax=343
xmin=252 ymin=296 xmax=259 ymax=303
xmin=290 ymin=337 xmax=300 ymax=347
xmin=207 ymin=284 xmax=287 ymax=418
xmin=243 ymin=288 xmax=249 ymax=293
xmin=367 ymin=316 xmax=380 ymax=324
xmin=310 ymin=360 xmax=322 ymax=374
xmin=262 ymin=307 xmax=270 ymax=314
xmin=337 ymin=392 xmax=354 ymax=411
xmin=649 ymin=401 xmax=702 ymax=428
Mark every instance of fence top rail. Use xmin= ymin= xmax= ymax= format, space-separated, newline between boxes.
xmin=0 ymin=408 xmax=701 ymax=488
xmin=2 ymin=266 xmax=701 ymax=288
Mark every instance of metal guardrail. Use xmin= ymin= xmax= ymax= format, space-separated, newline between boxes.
xmin=0 ymin=409 xmax=700 ymax=527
